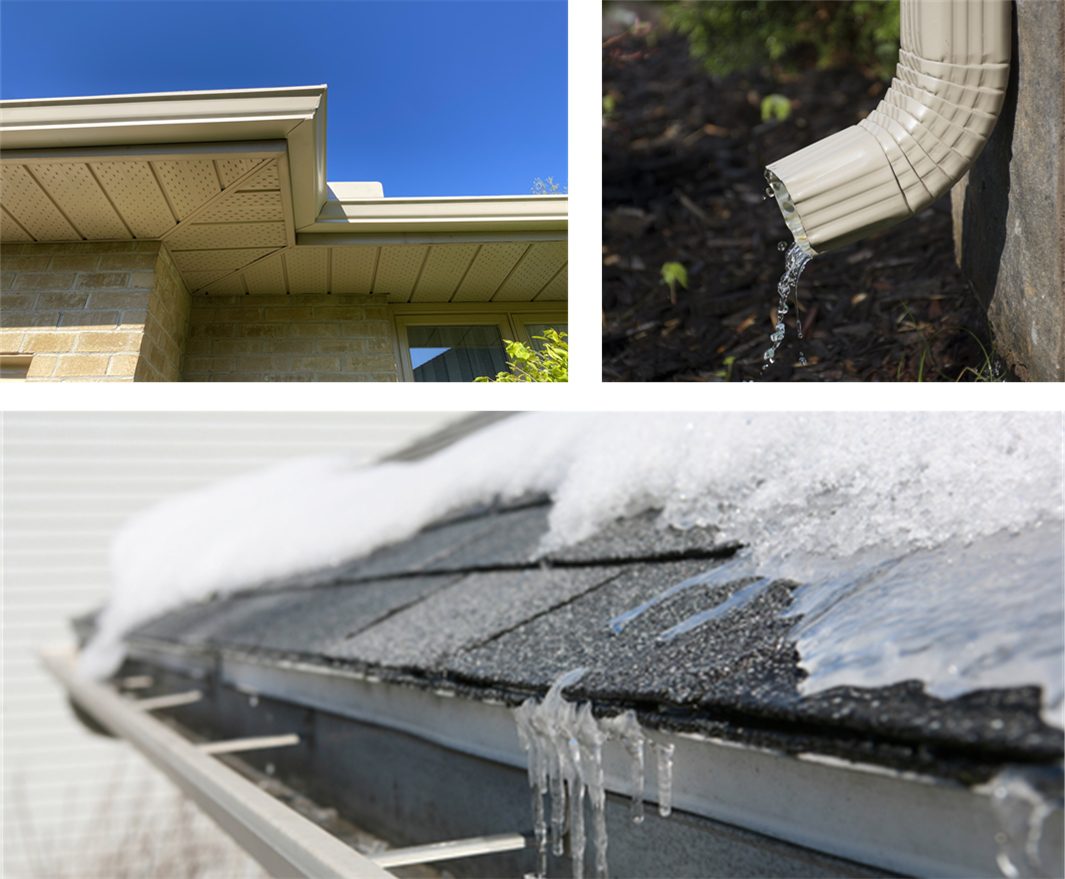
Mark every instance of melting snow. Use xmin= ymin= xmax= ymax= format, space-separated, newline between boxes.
xmin=81 ymin=412 xmax=1063 ymax=729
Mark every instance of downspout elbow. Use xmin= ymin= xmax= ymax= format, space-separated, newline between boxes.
xmin=766 ymin=0 xmax=1012 ymax=255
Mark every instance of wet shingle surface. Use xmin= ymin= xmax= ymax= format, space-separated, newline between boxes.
xmin=546 ymin=510 xmax=736 ymax=564
xmin=127 ymin=499 xmax=1064 ymax=781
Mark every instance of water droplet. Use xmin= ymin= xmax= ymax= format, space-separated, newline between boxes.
xmin=762 ymin=242 xmax=814 ymax=371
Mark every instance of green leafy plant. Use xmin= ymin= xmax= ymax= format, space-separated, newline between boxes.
xmin=760 ymin=94 xmax=791 ymax=122
xmin=474 ymin=329 xmax=568 ymax=382
xmin=663 ymin=0 xmax=900 ymax=79
xmin=660 ymin=261 xmax=689 ymax=305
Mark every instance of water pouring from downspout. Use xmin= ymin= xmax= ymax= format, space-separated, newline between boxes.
xmin=762 ymin=0 xmax=1012 ymax=368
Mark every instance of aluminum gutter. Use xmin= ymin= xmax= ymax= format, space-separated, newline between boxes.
xmin=39 ymin=647 xmax=393 ymax=879
xmin=766 ymin=0 xmax=1011 ymax=254
xmin=125 ymin=641 xmax=1063 ymax=879
xmin=299 ymin=194 xmax=568 ymax=237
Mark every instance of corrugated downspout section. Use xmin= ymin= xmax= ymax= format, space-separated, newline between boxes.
xmin=766 ymin=0 xmax=1011 ymax=255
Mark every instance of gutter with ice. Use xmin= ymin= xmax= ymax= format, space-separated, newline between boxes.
xmin=766 ymin=0 xmax=1011 ymax=256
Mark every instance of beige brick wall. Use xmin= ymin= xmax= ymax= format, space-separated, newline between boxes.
xmin=181 ymin=294 xmax=399 ymax=381
xmin=0 ymin=242 xmax=189 ymax=381
xmin=135 ymin=246 xmax=190 ymax=382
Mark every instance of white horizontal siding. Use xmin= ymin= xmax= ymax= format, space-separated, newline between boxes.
xmin=2 ymin=411 xmax=462 ymax=877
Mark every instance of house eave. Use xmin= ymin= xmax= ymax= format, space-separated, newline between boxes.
xmin=0 ymin=85 xmax=328 ymax=229
xmin=0 ymin=85 xmax=567 ymax=302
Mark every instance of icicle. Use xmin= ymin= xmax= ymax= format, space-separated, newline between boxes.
xmin=988 ymin=768 xmax=1060 ymax=878
xmin=577 ymin=704 xmax=609 ymax=879
xmin=568 ymin=733 xmax=587 ymax=879
xmin=514 ymin=700 xmax=549 ymax=878
xmin=608 ymin=557 xmax=752 ymax=634
xmin=603 ymin=710 xmax=645 ymax=824
xmin=550 ymin=753 xmax=568 ymax=856
xmin=512 ymin=669 xmax=679 ymax=879
xmin=657 ymin=577 xmax=773 ymax=642
xmin=654 ymin=742 xmax=675 ymax=818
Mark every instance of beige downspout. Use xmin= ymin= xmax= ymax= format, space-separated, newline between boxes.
xmin=766 ymin=0 xmax=1011 ymax=255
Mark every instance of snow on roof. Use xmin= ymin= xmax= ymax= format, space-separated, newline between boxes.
xmin=82 ymin=413 xmax=1064 ymax=729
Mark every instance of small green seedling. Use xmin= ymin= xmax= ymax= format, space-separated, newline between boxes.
xmin=760 ymin=94 xmax=791 ymax=123
xmin=660 ymin=261 xmax=689 ymax=305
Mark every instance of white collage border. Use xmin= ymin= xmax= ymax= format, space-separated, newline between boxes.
xmin=0 ymin=0 xmax=1060 ymax=415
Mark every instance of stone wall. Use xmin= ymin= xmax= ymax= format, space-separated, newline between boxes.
xmin=951 ymin=0 xmax=1065 ymax=381
xmin=0 ymin=241 xmax=184 ymax=381
xmin=181 ymin=294 xmax=399 ymax=381
xmin=135 ymin=246 xmax=190 ymax=382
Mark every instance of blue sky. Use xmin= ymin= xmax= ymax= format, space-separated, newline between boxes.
xmin=0 ymin=0 xmax=567 ymax=196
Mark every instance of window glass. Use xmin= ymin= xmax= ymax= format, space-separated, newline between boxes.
xmin=0 ymin=355 xmax=32 ymax=382
xmin=407 ymin=325 xmax=506 ymax=382
xmin=523 ymin=322 xmax=568 ymax=349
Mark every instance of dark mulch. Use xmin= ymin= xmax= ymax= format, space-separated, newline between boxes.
xmin=603 ymin=27 xmax=1002 ymax=382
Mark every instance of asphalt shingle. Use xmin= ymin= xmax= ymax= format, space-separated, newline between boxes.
xmin=330 ymin=566 xmax=621 ymax=669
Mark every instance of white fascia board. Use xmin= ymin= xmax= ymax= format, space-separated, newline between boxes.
xmin=300 ymin=194 xmax=568 ymax=235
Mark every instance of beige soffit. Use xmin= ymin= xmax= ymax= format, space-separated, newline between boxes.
xmin=0 ymin=85 xmax=568 ymax=303
xmin=766 ymin=0 xmax=1010 ymax=255
xmin=0 ymin=85 xmax=327 ymax=229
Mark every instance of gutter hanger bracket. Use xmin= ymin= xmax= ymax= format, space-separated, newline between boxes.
xmin=199 ymin=733 xmax=301 ymax=756
xmin=370 ymin=832 xmax=531 ymax=868
xmin=136 ymin=689 xmax=203 ymax=711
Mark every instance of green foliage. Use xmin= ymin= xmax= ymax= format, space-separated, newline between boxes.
xmin=531 ymin=176 xmax=567 ymax=195
xmin=760 ymin=93 xmax=791 ymax=122
xmin=603 ymin=93 xmax=617 ymax=118
xmin=474 ymin=330 xmax=568 ymax=383
xmin=663 ymin=0 xmax=900 ymax=79
xmin=660 ymin=261 xmax=689 ymax=304
xmin=712 ymin=355 xmax=737 ymax=381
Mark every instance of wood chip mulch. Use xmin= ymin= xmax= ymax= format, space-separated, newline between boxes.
xmin=603 ymin=27 xmax=1003 ymax=382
